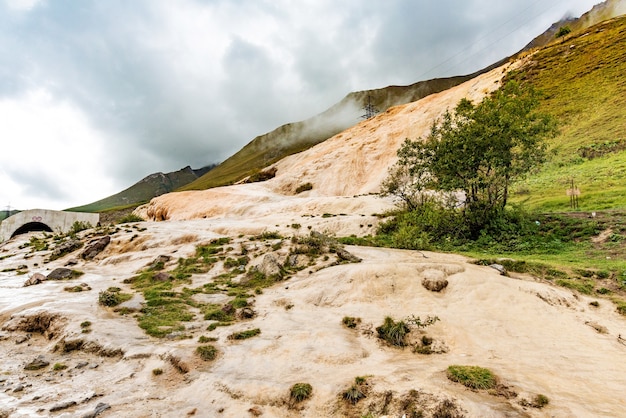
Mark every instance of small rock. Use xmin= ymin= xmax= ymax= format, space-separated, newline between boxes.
xmin=23 ymin=273 xmax=47 ymax=287
xmin=75 ymin=361 xmax=89 ymax=369
xmin=65 ymin=258 xmax=80 ymax=266
xmin=248 ymin=406 xmax=263 ymax=416
xmin=117 ymin=295 xmax=144 ymax=312
xmin=24 ymin=356 xmax=49 ymax=371
xmin=50 ymin=400 xmax=77 ymax=412
xmin=81 ymin=402 xmax=111 ymax=418
xmin=237 ymin=307 xmax=256 ymax=319
xmin=147 ymin=255 xmax=171 ymax=270
xmin=489 ymin=263 xmax=507 ymax=275
xmin=88 ymin=363 xmax=99 ymax=369
xmin=47 ymin=268 xmax=74 ymax=280
xmin=12 ymin=384 xmax=24 ymax=392
xmin=286 ymin=254 xmax=299 ymax=267
xmin=15 ymin=334 xmax=31 ymax=344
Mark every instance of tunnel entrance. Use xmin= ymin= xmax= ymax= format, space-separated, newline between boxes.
xmin=11 ymin=222 xmax=53 ymax=238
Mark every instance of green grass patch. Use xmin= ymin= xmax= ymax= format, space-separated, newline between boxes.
xmin=227 ymin=328 xmax=261 ymax=340
xmin=196 ymin=345 xmax=218 ymax=361
xmin=555 ymin=278 xmax=595 ymax=294
xmin=507 ymin=16 xmax=626 ymax=212
xmin=446 ymin=365 xmax=497 ymax=390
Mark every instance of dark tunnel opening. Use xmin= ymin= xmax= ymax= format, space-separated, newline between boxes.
xmin=11 ymin=222 xmax=53 ymax=237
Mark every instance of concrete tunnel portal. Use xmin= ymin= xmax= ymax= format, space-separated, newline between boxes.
xmin=0 ymin=209 xmax=100 ymax=242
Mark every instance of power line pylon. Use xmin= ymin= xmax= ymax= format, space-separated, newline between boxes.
xmin=361 ymin=94 xmax=379 ymax=119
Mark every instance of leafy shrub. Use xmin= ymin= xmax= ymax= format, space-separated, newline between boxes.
xmin=98 ymin=287 xmax=132 ymax=307
xmin=290 ymin=383 xmax=313 ymax=403
xmin=556 ymin=25 xmax=571 ymax=38
xmin=196 ymin=345 xmax=218 ymax=361
xmin=446 ymin=365 xmax=496 ymax=390
xmin=70 ymin=221 xmax=92 ymax=235
xmin=98 ymin=290 xmax=120 ymax=307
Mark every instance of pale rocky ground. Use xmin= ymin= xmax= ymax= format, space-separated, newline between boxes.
xmin=2 ymin=60 xmax=626 ymax=417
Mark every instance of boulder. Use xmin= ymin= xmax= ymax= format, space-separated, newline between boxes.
xmin=51 ymin=239 xmax=82 ymax=259
xmin=256 ymin=254 xmax=283 ymax=277
xmin=80 ymin=236 xmax=111 ymax=260
xmin=23 ymin=273 xmax=47 ymax=287
xmin=24 ymin=355 xmax=49 ymax=370
xmin=422 ymin=277 xmax=448 ymax=292
xmin=47 ymin=268 xmax=74 ymax=280
xmin=489 ymin=263 xmax=507 ymax=276
xmin=421 ymin=270 xmax=449 ymax=292
xmin=336 ymin=247 xmax=362 ymax=263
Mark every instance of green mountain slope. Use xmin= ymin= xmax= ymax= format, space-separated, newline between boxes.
xmin=510 ymin=14 xmax=626 ymax=211
xmin=69 ymin=165 xmax=214 ymax=213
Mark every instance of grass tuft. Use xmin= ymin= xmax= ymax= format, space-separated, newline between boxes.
xmin=290 ymin=383 xmax=313 ymax=403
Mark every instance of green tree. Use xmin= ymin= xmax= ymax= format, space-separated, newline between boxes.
xmin=556 ymin=26 xmax=572 ymax=39
xmin=389 ymin=81 xmax=557 ymax=236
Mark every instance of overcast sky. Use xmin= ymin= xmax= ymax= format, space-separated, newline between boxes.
xmin=0 ymin=0 xmax=602 ymax=210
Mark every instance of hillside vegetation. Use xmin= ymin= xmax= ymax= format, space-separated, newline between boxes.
xmin=510 ymin=15 xmax=626 ymax=211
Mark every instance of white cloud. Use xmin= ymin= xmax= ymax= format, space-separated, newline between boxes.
xmin=0 ymin=89 xmax=117 ymax=210
xmin=4 ymin=0 xmax=42 ymax=12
